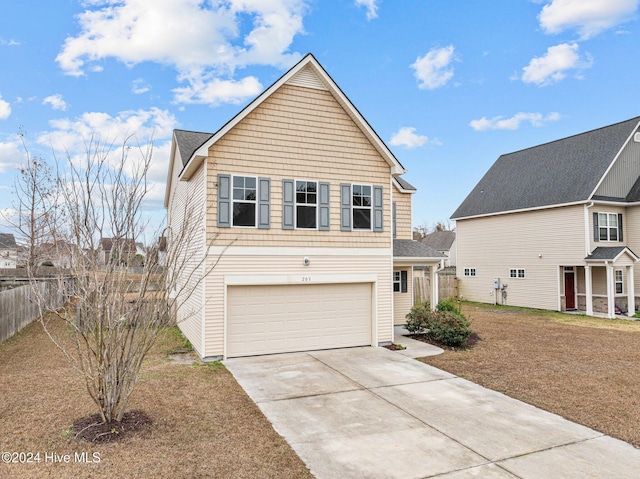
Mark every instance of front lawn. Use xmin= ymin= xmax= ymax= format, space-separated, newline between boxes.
xmin=420 ymin=302 xmax=640 ymax=448
xmin=0 ymin=316 xmax=310 ymax=478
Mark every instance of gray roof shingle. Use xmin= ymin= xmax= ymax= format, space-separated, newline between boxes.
xmin=394 ymin=176 xmax=416 ymax=191
xmin=174 ymin=130 xmax=214 ymax=168
xmin=421 ymin=230 xmax=455 ymax=251
xmin=452 ymin=117 xmax=640 ymax=219
xmin=393 ymin=239 xmax=445 ymax=258
xmin=585 ymin=246 xmax=638 ymax=261
xmin=0 ymin=233 xmax=17 ymax=249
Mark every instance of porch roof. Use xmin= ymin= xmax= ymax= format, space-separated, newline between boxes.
xmin=584 ymin=246 xmax=639 ymax=262
xmin=393 ymin=240 xmax=444 ymax=263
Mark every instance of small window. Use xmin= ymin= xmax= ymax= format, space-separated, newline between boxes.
xmin=615 ymin=269 xmax=623 ymax=294
xmin=464 ymin=268 xmax=476 ymax=277
xmin=598 ymin=213 xmax=619 ymax=242
xmin=510 ymin=268 xmax=525 ymax=279
xmin=393 ymin=270 xmax=408 ymax=293
xmin=352 ymin=184 xmax=372 ymax=230
xmin=296 ymin=180 xmax=317 ymax=229
xmin=232 ymin=176 xmax=257 ymax=227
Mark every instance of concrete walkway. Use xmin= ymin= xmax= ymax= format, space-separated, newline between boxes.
xmin=225 ymin=347 xmax=640 ymax=479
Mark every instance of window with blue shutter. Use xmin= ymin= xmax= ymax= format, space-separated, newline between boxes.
xmin=373 ymin=185 xmax=383 ymax=232
xmin=258 ymin=177 xmax=270 ymax=229
xmin=340 ymin=183 xmax=352 ymax=231
xmin=282 ymin=179 xmax=295 ymax=229
xmin=318 ymin=182 xmax=330 ymax=230
xmin=217 ymin=174 xmax=231 ymax=228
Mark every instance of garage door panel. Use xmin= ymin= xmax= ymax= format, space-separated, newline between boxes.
xmin=227 ymin=283 xmax=372 ymax=357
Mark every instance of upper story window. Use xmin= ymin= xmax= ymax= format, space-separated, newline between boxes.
xmin=595 ymin=212 xmax=622 ymax=242
xmin=296 ymin=181 xmax=317 ymax=229
xmin=352 ymin=184 xmax=372 ymax=230
xmin=233 ymin=176 xmax=257 ymax=227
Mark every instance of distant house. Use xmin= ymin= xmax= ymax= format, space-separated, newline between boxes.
xmin=421 ymin=230 xmax=456 ymax=267
xmin=37 ymin=240 xmax=75 ymax=268
xmin=98 ymin=237 xmax=137 ymax=266
xmin=452 ymin=116 xmax=640 ymax=318
xmin=0 ymin=233 xmax=18 ymax=269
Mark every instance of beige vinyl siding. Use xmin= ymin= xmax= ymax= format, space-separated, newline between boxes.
xmin=625 ymin=206 xmax=640 ymax=292
xmin=594 ymin=130 xmax=640 ymax=198
xmin=168 ymin=160 xmax=206 ymax=357
xmin=393 ymin=267 xmax=413 ymax=325
xmin=588 ymin=205 xmax=626 ymax=247
xmin=203 ymin=252 xmax=392 ymax=358
xmin=393 ymin=184 xmax=413 ymax=240
xmin=205 ymin=84 xmax=391 ymax=248
xmin=457 ymin=205 xmax=586 ymax=310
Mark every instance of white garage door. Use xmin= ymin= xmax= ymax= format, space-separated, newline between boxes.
xmin=227 ymin=282 xmax=372 ymax=357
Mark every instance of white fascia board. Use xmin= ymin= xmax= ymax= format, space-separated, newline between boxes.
xmin=394 ymin=256 xmax=443 ymax=265
xmin=224 ymin=273 xmax=377 ymax=286
xmin=164 ymin=135 xmax=178 ymax=208
xmin=588 ymin=119 xmax=640 ymax=199
xmin=452 ymin=200 xmax=589 ymax=221
xmin=392 ymin=177 xmax=416 ymax=194
xmin=206 ymin=246 xmax=392 ymax=256
xmin=180 ymin=54 xmax=405 ymax=181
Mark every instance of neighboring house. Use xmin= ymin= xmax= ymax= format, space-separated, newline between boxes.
xmin=37 ymin=240 xmax=75 ymax=268
xmin=452 ymin=116 xmax=640 ymax=319
xmin=421 ymin=230 xmax=456 ymax=267
xmin=165 ymin=53 xmax=444 ymax=360
xmin=0 ymin=233 xmax=18 ymax=269
xmin=98 ymin=237 xmax=137 ymax=266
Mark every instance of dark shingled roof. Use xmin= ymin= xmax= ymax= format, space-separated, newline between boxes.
xmin=393 ymin=240 xmax=445 ymax=258
xmin=421 ymin=230 xmax=455 ymax=251
xmin=394 ymin=176 xmax=416 ymax=191
xmin=0 ymin=233 xmax=17 ymax=249
xmin=174 ymin=130 xmax=213 ymax=167
xmin=452 ymin=117 xmax=640 ymax=219
xmin=585 ymin=246 xmax=638 ymax=261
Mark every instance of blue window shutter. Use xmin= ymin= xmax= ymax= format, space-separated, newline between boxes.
xmin=258 ymin=177 xmax=270 ymax=229
xmin=373 ymin=185 xmax=384 ymax=232
xmin=618 ymin=213 xmax=623 ymax=242
xmin=593 ymin=212 xmax=599 ymax=242
xmin=340 ymin=183 xmax=352 ymax=231
xmin=319 ymin=182 xmax=330 ymax=231
xmin=282 ymin=179 xmax=294 ymax=230
xmin=217 ymin=174 xmax=231 ymax=228
xmin=392 ymin=201 xmax=397 ymax=238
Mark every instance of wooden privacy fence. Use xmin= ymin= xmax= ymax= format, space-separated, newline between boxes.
xmin=0 ymin=280 xmax=64 ymax=344
xmin=414 ymin=273 xmax=458 ymax=305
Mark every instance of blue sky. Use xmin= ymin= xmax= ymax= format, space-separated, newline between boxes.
xmin=1 ymin=0 xmax=639 ymax=236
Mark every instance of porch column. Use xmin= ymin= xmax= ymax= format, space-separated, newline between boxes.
xmin=606 ymin=263 xmax=615 ymax=319
xmin=627 ymin=265 xmax=635 ymax=317
xmin=585 ymin=265 xmax=593 ymax=316
xmin=430 ymin=266 xmax=438 ymax=310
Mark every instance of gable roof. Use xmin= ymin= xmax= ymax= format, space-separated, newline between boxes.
xmin=393 ymin=176 xmax=416 ymax=193
xmin=168 ymin=54 xmax=406 ymax=197
xmin=174 ymin=130 xmax=213 ymax=168
xmin=99 ymin=237 xmax=136 ymax=253
xmin=393 ymin=239 xmax=445 ymax=259
xmin=0 ymin=233 xmax=17 ymax=249
xmin=585 ymin=246 xmax=639 ymax=262
xmin=452 ymin=117 xmax=640 ymax=220
xmin=421 ymin=230 xmax=455 ymax=251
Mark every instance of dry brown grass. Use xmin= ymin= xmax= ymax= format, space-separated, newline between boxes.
xmin=420 ymin=303 xmax=640 ymax=448
xmin=0 ymin=317 xmax=310 ymax=478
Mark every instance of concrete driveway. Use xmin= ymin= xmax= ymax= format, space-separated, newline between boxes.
xmin=224 ymin=347 xmax=640 ymax=479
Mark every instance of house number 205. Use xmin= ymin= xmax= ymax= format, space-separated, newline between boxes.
xmin=301 ymin=276 xmax=311 ymax=282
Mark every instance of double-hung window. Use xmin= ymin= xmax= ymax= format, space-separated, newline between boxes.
xmin=595 ymin=212 xmax=622 ymax=242
xmin=393 ymin=270 xmax=408 ymax=293
xmin=232 ymin=176 xmax=257 ymax=227
xmin=615 ymin=269 xmax=623 ymax=294
xmin=296 ymin=181 xmax=317 ymax=229
xmin=352 ymin=184 xmax=372 ymax=230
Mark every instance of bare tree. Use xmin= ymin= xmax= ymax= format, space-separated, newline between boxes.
xmin=26 ymin=134 xmax=219 ymax=425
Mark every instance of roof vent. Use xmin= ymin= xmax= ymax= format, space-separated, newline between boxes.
xmin=635 ymin=132 xmax=640 ymax=142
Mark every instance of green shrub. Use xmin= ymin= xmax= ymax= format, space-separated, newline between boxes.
xmin=405 ymin=301 xmax=433 ymax=334
xmin=436 ymin=298 xmax=461 ymax=314
xmin=429 ymin=311 xmax=473 ymax=347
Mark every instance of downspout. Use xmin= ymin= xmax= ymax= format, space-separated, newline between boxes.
xmin=584 ymin=202 xmax=594 ymax=257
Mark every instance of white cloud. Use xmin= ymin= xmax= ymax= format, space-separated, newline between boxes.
xmin=0 ymin=38 xmax=20 ymax=46
xmin=470 ymin=112 xmax=561 ymax=131
xmin=411 ymin=45 xmax=456 ymax=90
xmin=355 ymin=0 xmax=379 ymax=20
xmin=539 ymin=0 xmax=639 ymax=39
xmin=132 ymin=78 xmax=151 ymax=94
xmin=55 ymin=0 xmax=307 ymax=106
xmin=43 ymin=94 xmax=68 ymax=111
xmin=521 ymin=43 xmax=592 ymax=86
xmin=389 ymin=127 xmax=440 ymax=149
xmin=172 ymin=75 xmax=262 ymax=106
xmin=0 ymin=94 xmax=11 ymax=120
xmin=0 ymin=138 xmax=23 ymax=173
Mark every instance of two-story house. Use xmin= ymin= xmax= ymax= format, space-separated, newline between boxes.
xmin=0 ymin=233 xmax=18 ymax=269
xmin=452 ymin=116 xmax=640 ymax=319
xmin=165 ymin=54 xmax=444 ymax=360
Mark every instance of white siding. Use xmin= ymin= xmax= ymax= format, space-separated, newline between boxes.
xmin=456 ymin=205 xmax=586 ymax=310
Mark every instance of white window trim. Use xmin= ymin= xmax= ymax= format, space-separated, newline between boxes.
xmin=615 ymin=269 xmax=623 ymax=294
xmin=352 ymin=183 xmax=373 ymax=231
xmin=510 ymin=268 xmax=526 ymax=279
xmin=294 ymin=178 xmax=318 ymax=230
xmin=232 ymin=175 xmax=258 ymax=228
xmin=393 ymin=271 xmax=401 ymax=293
xmin=598 ymin=212 xmax=619 ymax=242
xmin=464 ymin=267 xmax=476 ymax=277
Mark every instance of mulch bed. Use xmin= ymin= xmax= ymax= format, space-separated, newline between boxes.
xmin=72 ymin=410 xmax=153 ymax=443
xmin=409 ymin=332 xmax=481 ymax=351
